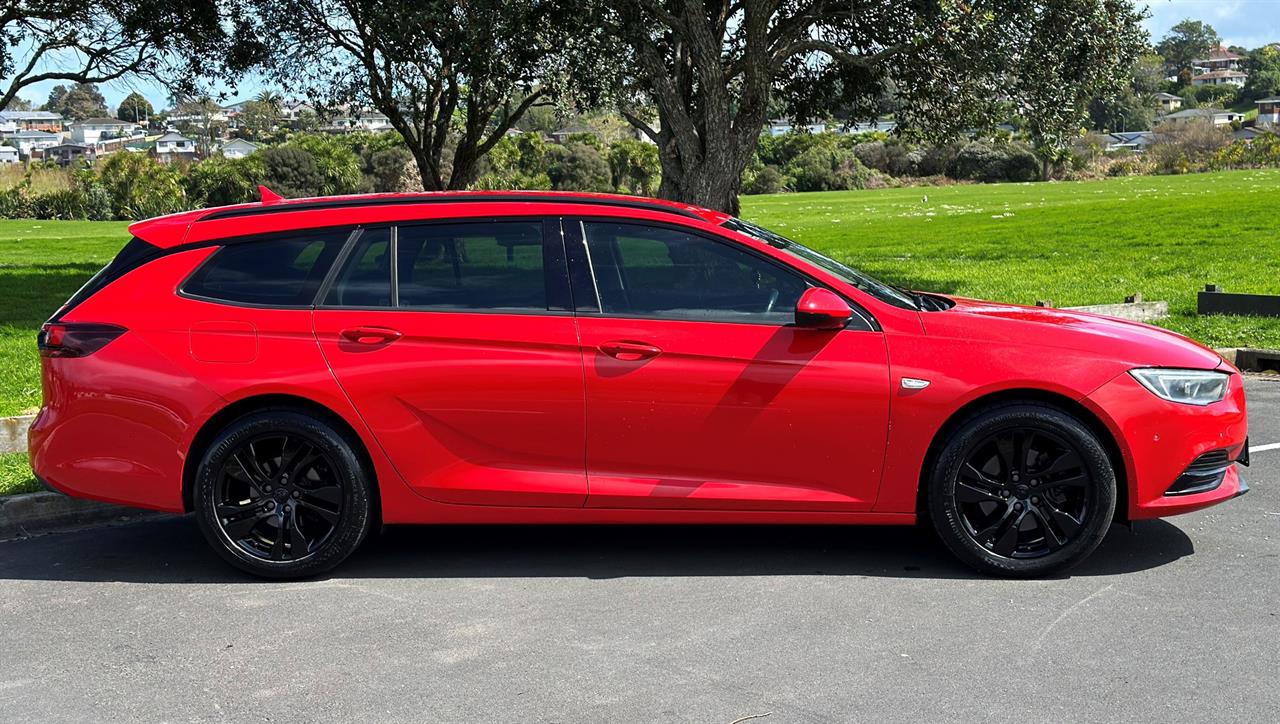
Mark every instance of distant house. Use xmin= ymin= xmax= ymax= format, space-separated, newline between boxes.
xmin=44 ymin=143 xmax=97 ymax=167
xmin=2 ymin=130 xmax=60 ymax=159
xmin=1105 ymin=131 xmax=1156 ymax=153
xmin=1191 ymin=69 xmax=1248 ymax=88
xmin=1161 ymin=108 xmax=1242 ymax=126
xmin=550 ymin=124 xmax=596 ymax=143
xmin=1192 ymin=47 xmax=1245 ymax=74
xmin=1153 ymin=92 xmax=1182 ymax=115
xmin=153 ymin=132 xmax=198 ymax=163
xmin=280 ymin=101 xmax=316 ymax=121
xmin=220 ymin=138 xmax=260 ymax=159
xmin=1257 ymin=97 xmax=1280 ymax=127
xmin=0 ymin=111 xmax=65 ymax=133
xmin=0 ymin=145 xmax=18 ymax=164
xmin=767 ymin=118 xmax=827 ymax=136
xmin=320 ymin=111 xmax=393 ymax=133
xmin=70 ymin=118 xmax=141 ymax=145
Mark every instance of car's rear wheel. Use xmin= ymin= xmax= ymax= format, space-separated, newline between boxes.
xmin=194 ymin=409 xmax=373 ymax=579
xmin=927 ymin=403 xmax=1116 ymax=577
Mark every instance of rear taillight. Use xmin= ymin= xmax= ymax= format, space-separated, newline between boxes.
xmin=37 ymin=323 xmax=126 ymax=358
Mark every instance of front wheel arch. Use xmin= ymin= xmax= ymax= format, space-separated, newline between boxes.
xmin=183 ymin=394 xmax=381 ymax=527
xmin=914 ymin=389 xmax=1128 ymax=525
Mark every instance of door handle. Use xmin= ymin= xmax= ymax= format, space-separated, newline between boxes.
xmin=340 ymin=326 xmax=402 ymax=345
xmin=598 ymin=340 xmax=662 ymax=361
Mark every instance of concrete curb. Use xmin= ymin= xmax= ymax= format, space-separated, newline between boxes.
xmin=0 ymin=414 xmax=34 ymax=455
xmin=0 ymin=490 xmax=171 ymax=541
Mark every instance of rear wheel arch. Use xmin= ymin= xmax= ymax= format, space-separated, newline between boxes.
xmin=183 ymin=393 xmax=381 ymax=524
xmin=915 ymin=388 xmax=1129 ymax=523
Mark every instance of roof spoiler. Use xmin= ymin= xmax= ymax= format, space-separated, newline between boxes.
xmin=258 ymin=185 xmax=284 ymax=204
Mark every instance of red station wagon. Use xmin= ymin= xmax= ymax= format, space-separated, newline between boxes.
xmin=30 ymin=189 xmax=1250 ymax=578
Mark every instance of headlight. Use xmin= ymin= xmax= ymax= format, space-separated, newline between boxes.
xmin=1129 ymin=368 xmax=1230 ymax=406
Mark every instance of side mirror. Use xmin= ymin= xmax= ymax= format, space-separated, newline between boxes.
xmin=795 ymin=287 xmax=853 ymax=330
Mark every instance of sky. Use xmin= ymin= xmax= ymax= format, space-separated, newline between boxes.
xmin=9 ymin=0 xmax=1280 ymax=113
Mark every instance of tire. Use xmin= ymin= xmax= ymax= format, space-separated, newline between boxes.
xmin=927 ymin=403 xmax=1116 ymax=577
xmin=194 ymin=409 xmax=374 ymax=579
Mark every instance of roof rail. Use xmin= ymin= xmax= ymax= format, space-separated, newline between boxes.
xmin=198 ymin=193 xmax=707 ymax=222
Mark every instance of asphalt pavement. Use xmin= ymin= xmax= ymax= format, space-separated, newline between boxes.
xmin=1 ymin=379 xmax=1278 ymax=723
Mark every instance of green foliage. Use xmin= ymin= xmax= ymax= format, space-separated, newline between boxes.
xmin=546 ymin=141 xmax=611 ymax=192
xmin=785 ymin=144 xmax=875 ymax=192
xmin=1193 ymin=84 xmax=1239 ymax=106
xmin=186 ymin=155 xmax=266 ymax=206
xmin=1155 ymin=19 xmax=1221 ymax=74
xmin=1244 ymin=45 xmax=1280 ymax=100
xmin=116 ymin=92 xmax=153 ymax=123
xmin=606 ymin=139 xmax=659 ymax=195
xmin=743 ymin=165 xmax=786 ymax=195
xmin=259 ymin=146 xmax=326 ymax=198
xmin=95 ymin=153 xmax=188 ymax=219
xmin=281 ymin=134 xmax=363 ymax=195
xmin=474 ymin=132 xmax=553 ymax=190
xmin=43 ymin=83 xmax=108 ymax=120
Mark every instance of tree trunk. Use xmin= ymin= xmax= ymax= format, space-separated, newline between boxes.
xmin=656 ymin=154 xmax=743 ymax=216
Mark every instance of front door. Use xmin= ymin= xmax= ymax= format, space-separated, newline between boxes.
xmin=313 ymin=219 xmax=587 ymax=507
xmin=566 ymin=218 xmax=891 ymax=511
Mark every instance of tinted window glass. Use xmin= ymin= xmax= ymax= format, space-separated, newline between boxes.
xmin=396 ymin=222 xmax=545 ymax=310
xmin=184 ymin=230 xmax=348 ymax=306
xmin=582 ymin=222 xmax=808 ymax=324
xmin=323 ymin=228 xmax=392 ymax=307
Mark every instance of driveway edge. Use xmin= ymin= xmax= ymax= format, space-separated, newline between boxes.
xmin=0 ymin=491 xmax=172 ymax=541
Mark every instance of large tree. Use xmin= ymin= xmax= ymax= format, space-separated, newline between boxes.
xmin=608 ymin=1 xmax=1148 ymax=213
xmin=0 ymin=0 xmax=248 ymax=112
xmin=243 ymin=0 xmax=615 ymax=190
xmin=1155 ymin=18 xmax=1220 ymax=75
xmin=44 ymin=82 xmax=108 ymax=119
xmin=116 ymin=91 xmax=154 ymax=123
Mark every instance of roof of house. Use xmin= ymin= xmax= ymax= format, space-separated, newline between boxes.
xmin=0 ymin=111 xmax=63 ymax=121
xmin=1194 ymin=47 xmax=1244 ymax=62
xmin=1234 ymin=126 xmax=1275 ymax=140
xmin=1255 ymin=96 xmax=1280 ymax=104
xmin=71 ymin=117 xmax=136 ymax=126
xmin=1110 ymin=131 xmax=1154 ymax=142
xmin=1163 ymin=108 xmax=1233 ymax=120
xmin=3 ymin=130 xmax=60 ymax=138
xmin=0 ymin=145 xmax=18 ymax=154
xmin=1153 ymin=92 xmax=1181 ymax=101
xmin=155 ymin=131 xmax=195 ymax=143
xmin=222 ymin=138 xmax=259 ymax=149
xmin=1192 ymin=70 xmax=1248 ymax=80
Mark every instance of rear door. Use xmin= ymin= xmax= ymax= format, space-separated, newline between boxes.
xmin=566 ymin=218 xmax=891 ymax=511
xmin=312 ymin=218 xmax=587 ymax=507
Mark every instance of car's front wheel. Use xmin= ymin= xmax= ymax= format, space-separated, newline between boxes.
xmin=927 ymin=403 xmax=1116 ymax=577
xmin=193 ymin=409 xmax=374 ymax=578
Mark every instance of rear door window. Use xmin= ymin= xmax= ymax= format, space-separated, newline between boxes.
xmin=183 ymin=229 xmax=350 ymax=306
xmin=396 ymin=222 xmax=546 ymax=311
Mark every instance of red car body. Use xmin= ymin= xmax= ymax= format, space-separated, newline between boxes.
xmin=30 ymin=192 xmax=1248 ymax=536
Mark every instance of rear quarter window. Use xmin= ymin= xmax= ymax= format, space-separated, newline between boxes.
xmin=182 ymin=229 xmax=351 ymax=306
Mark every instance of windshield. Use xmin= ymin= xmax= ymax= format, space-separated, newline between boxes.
xmin=721 ymin=218 xmax=919 ymax=310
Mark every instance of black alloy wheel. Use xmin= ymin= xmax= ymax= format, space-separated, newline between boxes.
xmin=214 ymin=433 xmax=343 ymax=562
xmin=928 ymin=403 xmax=1116 ymax=577
xmin=195 ymin=409 xmax=373 ymax=578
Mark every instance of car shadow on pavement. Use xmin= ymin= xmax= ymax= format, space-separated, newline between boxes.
xmin=0 ymin=515 xmax=1193 ymax=584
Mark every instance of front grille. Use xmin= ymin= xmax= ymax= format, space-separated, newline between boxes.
xmin=1165 ymin=450 xmax=1231 ymax=496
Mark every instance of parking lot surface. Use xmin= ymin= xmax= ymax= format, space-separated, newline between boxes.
xmin=1 ymin=379 xmax=1278 ymax=722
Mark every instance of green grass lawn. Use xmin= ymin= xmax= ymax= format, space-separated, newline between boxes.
xmin=0 ymin=452 xmax=40 ymax=496
xmin=741 ymin=168 xmax=1280 ymax=350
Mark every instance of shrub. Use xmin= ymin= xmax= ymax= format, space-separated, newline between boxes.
xmin=606 ymin=138 xmax=660 ymax=195
xmin=1001 ymin=144 xmax=1041 ymax=182
xmin=546 ymin=141 xmax=612 ymax=192
xmin=281 ymin=134 xmax=363 ymax=195
xmin=948 ymin=142 xmax=1007 ymax=181
xmin=743 ymin=165 xmax=786 ymax=195
xmin=95 ymin=153 xmax=189 ymax=219
xmin=187 ymin=155 xmax=265 ymax=207
xmin=1149 ymin=119 xmax=1232 ymax=174
xmin=0 ymin=186 xmax=32 ymax=218
xmin=785 ymin=145 xmax=875 ymax=191
xmin=473 ymin=133 xmax=552 ymax=190
xmin=259 ymin=146 xmax=327 ymax=198
xmin=367 ymin=147 xmax=415 ymax=192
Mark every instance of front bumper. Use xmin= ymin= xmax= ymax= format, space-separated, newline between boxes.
xmin=1086 ymin=370 xmax=1249 ymax=520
